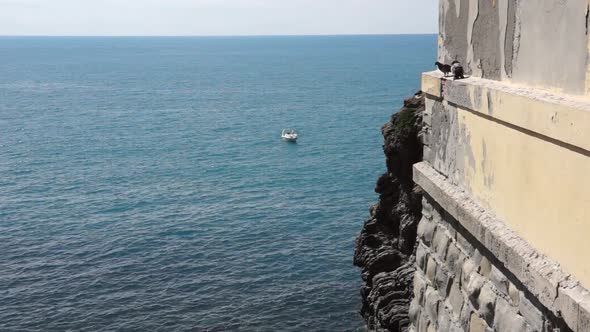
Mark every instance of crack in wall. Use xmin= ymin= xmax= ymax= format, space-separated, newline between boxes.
xmin=586 ymin=4 xmax=589 ymax=35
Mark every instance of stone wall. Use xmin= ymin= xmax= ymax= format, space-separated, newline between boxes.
xmin=412 ymin=71 xmax=590 ymax=331
xmin=409 ymin=195 xmax=566 ymax=332
xmin=420 ymin=71 xmax=590 ymax=294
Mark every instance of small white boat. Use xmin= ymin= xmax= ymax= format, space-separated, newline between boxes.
xmin=281 ymin=129 xmax=298 ymax=142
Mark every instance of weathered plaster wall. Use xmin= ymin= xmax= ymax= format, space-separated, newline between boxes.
xmin=409 ymin=1 xmax=590 ymax=330
xmin=512 ymin=0 xmax=588 ymax=94
xmin=422 ymin=71 xmax=590 ymax=290
xmin=418 ymin=71 xmax=590 ymax=331
xmin=438 ymin=0 xmax=590 ymax=94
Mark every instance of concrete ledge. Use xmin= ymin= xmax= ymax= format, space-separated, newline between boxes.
xmin=422 ymin=71 xmax=443 ymax=98
xmin=421 ymin=71 xmax=590 ymax=153
xmin=413 ymin=161 xmax=590 ymax=332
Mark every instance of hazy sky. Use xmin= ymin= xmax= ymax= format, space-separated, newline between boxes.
xmin=0 ymin=0 xmax=438 ymax=36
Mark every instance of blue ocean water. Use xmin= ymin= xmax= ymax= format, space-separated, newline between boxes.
xmin=0 ymin=35 xmax=436 ymax=331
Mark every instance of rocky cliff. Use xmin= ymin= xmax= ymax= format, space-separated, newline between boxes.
xmin=354 ymin=91 xmax=425 ymax=331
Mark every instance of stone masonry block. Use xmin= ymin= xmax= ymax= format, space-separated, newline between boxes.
xmin=503 ymin=239 xmax=527 ymax=282
xmin=478 ymin=256 xmax=492 ymax=278
xmin=416 ymin=242 xmax=429 ymax=271
xmin=425 ymin=287 xmax=441 ymax=322
xmin=417 ymin=217 xmax=432 ymax=243
xmin=490 ymin=265 xmax=509 ymax=296
xmin=508 ymin=282 xmax=520 ymax=307
xmin=422 ymin=197 xmax=434 ymax=220
xmin=448 ymin=280 xmax=464 ymax=320
xmin=494 ymin=297 xmax=528 ymax=332
xmin=441 ymin=212 xmax=457 ymax=239
xmin=418 ymin=311 xmax=429 ymax=332
xmin=455 ymin=230 xmax=475 ymax=256
xmin=469 ymin=313 xmax=491 ymax=332
xmin=413 ymin=271 xmax=428 ymax=305
xmin=578 ymin=297 xmax=590 ymax=332
xmin=554 ymin=284 xmax=587 ymax=331
xmin=447 ymin=242 xmax=467 ymax=280
xmin=478 ymin=283 xmax=497 ymax=326
xmin=433 ymin=229 xmax=451 ymax=260
xmin=426 ymin=323 xmax=436 ymax=332
xmin=523 ymin=260 xmax=562 ymax=311
xmin=435 ymin=265 xmax=452 ymax=296
xmin=472 ymin=249 xmax=483 ymax=267
xmin=430 ymin=200 xmax=443 ymax=224
xmin=462 ymin=259 xmax=478 ymax=288
xmin=460 ymin=302 xmax=474 ymax=331
xmin=418 ymin=217 xmax=437 ymax=246
xmin=449 ymin=323 xmax=464 ymax=332
xmin=409 ymin=297 xmax=422 ymax=326
xmin=423 ymin=145 xmax=434 ymax=165
xmin=445 ymin=242 xmax=463 ymax=277
xmin=426 ymin=256 xmax=437 ymax=285
xmin=467 ymin=274 xmax=486 ymax=309
xmin=518 ymin=292 xmax=544 ymax=332
xmin=418 ymin=129 xmax=431 ymax=146
xmin=437 ymin=306 xmax=452 ymax=332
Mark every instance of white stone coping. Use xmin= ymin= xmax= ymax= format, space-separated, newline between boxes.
xmin=421 ymin=71 xmax=590 ymax=153
xmin=413 ymin=161 xmax=590 ymax=332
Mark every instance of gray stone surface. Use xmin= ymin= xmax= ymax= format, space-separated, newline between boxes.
xmin=461 ymin=259 xmax=478 ymax=288
xmin=579 ymin=299 xmax=590 ymax=332
xmin=437 ymin=307 xmax=452 ymax=332
xmin=426 ymin=256 xmax=437 ymax=285
xmin=466 ymin=273 xmax=485 ymax=308
xmin=419 ymin=217 xmax=437 ymax=246
xmin=414 ymin=271 xmax=428 ymax=305
xmin=412 ymin=161 xmax=590 ymax=331
xmin=478 ymin=256 xmax=491 ymax=278
xmin=518 ymin=293 xmax=544 ymax=332
xmin=448 ymin=280 xmax=464 ymax=320
xmin=478 ymin=284 xmax=496 ymax=326
xmin=494 ymin=297 xmax=528 ymax=332
xmin=433 ymin=229 xmax=451 ymax=260
xmin=418 ymin=311 xmax=429 ymax=332
xmin=456 ymin=230 xmax=475 ymax=256
xmin=416 ymin=242 xmax=429 ymax=271
xmin=435 ymin=265 xmax=451 ymax=296
xmin=439 ymin=0 xmax=588 ymax=93
xmin=469 ymin=313 xmax=490 ymax=332
xmin=409 ymin=298 xmax=422 ymax=327
xmin=490 ymin=265 xmax=509 ymax=296
xmin=425 ymin=287 xmax=441 ymax=322
xmin=508 ymin=282 xmax=520 ymax=307
xmin=445 ymin=242 xmax=463 ymax=277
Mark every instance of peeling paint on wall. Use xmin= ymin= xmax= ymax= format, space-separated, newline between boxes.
xmin=472 ymin=0 xmax=502 ymax=80
xmin=439 ymin=0 xmax=590 ymax=94
xmin=503 ymin=0 xmax=516 ymax=77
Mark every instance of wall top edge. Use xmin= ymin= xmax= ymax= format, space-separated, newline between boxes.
xmin=421 ymin=71 xmax=590 ymax=154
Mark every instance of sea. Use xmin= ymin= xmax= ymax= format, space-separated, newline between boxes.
xmin=0 ymin=35 xmax=436 ymax=331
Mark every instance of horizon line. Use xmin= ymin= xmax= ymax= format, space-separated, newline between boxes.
xmin=0 ymin=32 xmax=437 ymax=38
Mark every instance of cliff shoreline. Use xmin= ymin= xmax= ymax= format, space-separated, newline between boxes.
xmin=354 ymin=91 xmax=425 ymax=331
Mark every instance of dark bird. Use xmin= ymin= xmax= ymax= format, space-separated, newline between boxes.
xmin=451 ymin=61 xmax=465 ymax=79
xmin=435 ymin=61 xmax=452 ymax=76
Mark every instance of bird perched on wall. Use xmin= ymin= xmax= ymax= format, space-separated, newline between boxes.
xmin=451 ymin=61 xmax=465 ymax=79
xmin=434 ymin=61 xmax=452 ymax=77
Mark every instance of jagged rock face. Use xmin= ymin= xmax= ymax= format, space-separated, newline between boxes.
xmin=354 ymin=92 xmax=425 ymax=332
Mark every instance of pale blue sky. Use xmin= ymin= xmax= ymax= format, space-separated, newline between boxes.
xmin=0 ymin=0 xmax=438 ymax=36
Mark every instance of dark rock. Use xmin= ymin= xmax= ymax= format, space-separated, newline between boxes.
xmin=354 ymin=91 xmax=425 ymax=331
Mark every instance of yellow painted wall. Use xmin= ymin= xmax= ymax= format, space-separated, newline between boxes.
xmin=422 ymin=72 xmax=590 ymax=288
xmin=455 ymin=103 xmax=590 ymax=288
